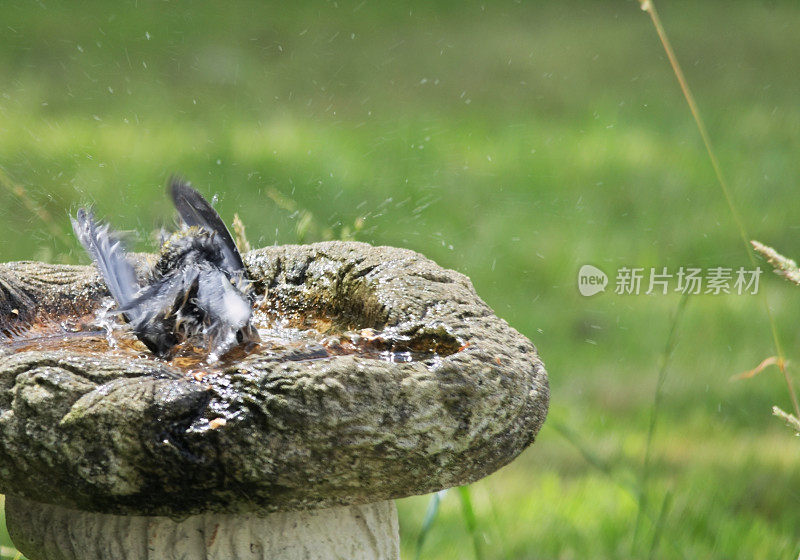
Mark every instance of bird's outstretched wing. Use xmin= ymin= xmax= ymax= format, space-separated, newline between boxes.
xmin=71 ymin=208 xmax=140 ymax=310
xmin=168 ymin=177 xmax=246 ymax=275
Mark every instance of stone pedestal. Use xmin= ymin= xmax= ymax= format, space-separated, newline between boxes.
xmin=6 ymin=496 xmax=400 ymax=560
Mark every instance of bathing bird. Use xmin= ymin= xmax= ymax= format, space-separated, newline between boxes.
xmin=71 ymin=178 xmax=259 ymax=360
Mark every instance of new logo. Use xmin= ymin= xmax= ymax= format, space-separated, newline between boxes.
xmin=578 ymin=265 xmax=608 ymax=297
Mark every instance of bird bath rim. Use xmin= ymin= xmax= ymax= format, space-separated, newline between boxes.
xmin=0 ymin=241 xmax=549 ymax=517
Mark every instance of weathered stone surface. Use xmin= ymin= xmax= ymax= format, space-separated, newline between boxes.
xmin=0 ymin=241 xmax=548 ymax=516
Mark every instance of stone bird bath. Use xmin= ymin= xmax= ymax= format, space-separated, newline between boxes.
xmin=0 ymin=241 xmax=549 ymax=559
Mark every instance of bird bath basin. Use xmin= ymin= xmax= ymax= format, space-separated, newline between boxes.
xmin=0 ymin=241 xmax=549 ymax=559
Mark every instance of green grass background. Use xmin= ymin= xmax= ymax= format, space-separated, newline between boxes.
xmin=2 ymin=1 xmax=800 ymax=558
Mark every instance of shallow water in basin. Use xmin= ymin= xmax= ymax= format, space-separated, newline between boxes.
xmin=2 ymin=302 xmax=462 ymax=376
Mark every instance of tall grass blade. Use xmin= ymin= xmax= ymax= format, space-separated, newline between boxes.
xmin=458 ymin=485 xmax=484 ymax=560
xmin=414 ymin=489 xmax=448 ymax=560
xmin=484 ymin=483 xmax=511 ymax=560
xmin=649 ymin=490 xmax=673 ymax=560
xmin=551 ymin=419 xmax=688 ymax=560
xmin=551 ymin=420 xmax=616 ymax=481
xmin=631 ymin=294 xmax=689 ymax=553
xmin=636 ymin=0 xmax=798 ymax=417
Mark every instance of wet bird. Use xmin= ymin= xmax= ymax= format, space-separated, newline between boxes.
xmin=71 ymin=178 xmax=259 ymax=360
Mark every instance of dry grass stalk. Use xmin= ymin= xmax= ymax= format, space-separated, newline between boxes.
xmin=751 ymin=240 xmax=800 ymax=285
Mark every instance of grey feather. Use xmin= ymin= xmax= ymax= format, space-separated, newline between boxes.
xmin=119 ymin=266 xmax=199 ymax=321
xmin=71 ymin=208 xmax=140 ymax=311
xmin=195 ymin=268 xmax=253 ymax=357
xmin=168 ymin=178 xmax=245 ymax=275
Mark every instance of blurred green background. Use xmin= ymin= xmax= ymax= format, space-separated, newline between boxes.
xmin=2 ymin=1 xmax=800 ymax=558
